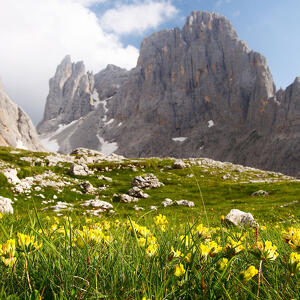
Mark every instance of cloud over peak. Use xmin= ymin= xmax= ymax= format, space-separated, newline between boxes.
xmin=101 ymin=1 xmax=178 ymax=35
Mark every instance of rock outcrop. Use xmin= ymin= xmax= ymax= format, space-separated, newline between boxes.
xmin=38 ymin=11 xmax=300 ymax=176
xmin=0 ymin=79 xmax=44 ymax=151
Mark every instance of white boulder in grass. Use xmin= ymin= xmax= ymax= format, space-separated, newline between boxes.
xmin=81 ymin=199 xmax=113 ymax=210
xmin=0 ymin=196 xmax=13 ymax=214
xmin=225 ymin=209 xmax=259 ymax=227
xmin=172 ymin=160 xmax=187 ymax=169
xmin=162 ymin=198 xmax=173 ymax=207
xmin=175 ymin=200 xmax=195 ymax=207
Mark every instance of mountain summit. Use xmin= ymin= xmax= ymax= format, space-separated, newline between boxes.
xmin=37 ymin=11 xmax=300 ymax=176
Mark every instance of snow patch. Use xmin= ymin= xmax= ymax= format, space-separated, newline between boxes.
xmin=40 ymin=137 xmax=59 ymax=153
xmin=105 ymin=118 xmax=114 ymax=126
xmin=172 ymin=137 xmax=187 ymax=142
xmin=97 ymin=134 xmax=118 ymax=155
xmin=40 ymin=119 xmax=79 ymax=153
xmin=117 ymin=122 xmax=122 ymax=127
xmin=92 ymin=89 xmax=99 ymax=101
xmin=208 ymin=120 xmax=215 ymax=128
xmin=16 ymin=140 xmax=28 ymax=150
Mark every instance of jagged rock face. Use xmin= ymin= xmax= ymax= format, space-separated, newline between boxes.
xmin=37 ymin=55 xmax=94 ymax=134
xmin=107 ymin=11 xmax=277 ymax=160
xmin=0 ymin=80 xmax=44 ymax=151
xmin=38 ymin=11 xmax=300 ymax=176
xmin=94 ymin=64 xmax=129 ymax=100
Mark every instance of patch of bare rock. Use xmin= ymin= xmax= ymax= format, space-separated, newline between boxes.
xmin=224 ymin=209 xmax=258 ymax=227
xmin=0 ymin=196 xmax=13 ymax=214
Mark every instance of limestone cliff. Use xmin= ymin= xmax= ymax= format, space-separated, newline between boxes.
xmin=0 ymin=78 xmax=45 ymax=151
xmin=38 ymin=11 xmax=300 ymax=176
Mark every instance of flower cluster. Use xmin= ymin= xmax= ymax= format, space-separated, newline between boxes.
xmin=0 ymin=239 xmax=17 ymax=268
xmin=253 ymin=240 xmax=279 ymax=261
xmin=282 ymin=227 xmax=300 ymax=251
xmin=239 ymin=266 xmax=258 ymax=281
xmin=289 ymin=252 xmax=300 ymax=275
xmin=153 ymin=214 xmax=168 ymax=232
xmin=17 ymin=233 xmax=42 ymax=252
xmin=128 ymin=220 xmax=159 ymax=256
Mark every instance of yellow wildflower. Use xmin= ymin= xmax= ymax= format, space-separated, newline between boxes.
xmin=174 ymin=263 xmax=185 ymax=277
xmin=254 ymin=241 xmax=278 ymax=261
xmin=0 ymin=239 xmax=17 ymax=268
xmin=289 ymin=252 xmax=300 ymax=275
xmin=217 ymin=258 xmax=228 ymax=271
xmin=282 ymin=227 xmax=300 ymax=251
xmin=185 ymin=253 xmax=192 ymax=262
xmin=17 ymin=233 xmax=42 ymax=252
xmin=146 ymin=243 xmax=158 ymax=257
xmin=170 ymin=246 xmax=183 ymax=258
xmin=239 ymin=266 xmax=258 ymax=281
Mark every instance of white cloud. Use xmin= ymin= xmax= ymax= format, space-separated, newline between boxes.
xmin=0 ymin=0 xmax=139 ymax=124
xmin=100 ymin=0 xmax=178 ymax=35
xmin=70 ymin=0 xmax=107 ymax=7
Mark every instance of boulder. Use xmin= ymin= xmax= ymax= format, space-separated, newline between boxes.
xmin=225 ymin=209 xmax=258 ymax=227
xmin=175 ymin=200 xmax=195 ymax=207
xmin=149 ymin=206 xmax=158 ymax=210
xmin=70 ymin=163 xmax=93 ymax=176
xmin=131 ymin=174 xmax=164 ymax=189
xmin=119 ymin=194 xmax=139 ymax=203
xmin=162 ymin=198 xmax=173 ymax=207
xmin=50 ymin=201 xmax=73 ymax=212
xmin=251 ymin=190 xmax=269 ymax=196
xmin=128 ymin=187 xmax=149 ymax=198
xmin=133 ymin=205 xmax=145 ymax=211
xmin=80 ymin=181 xmax=96 ymax=194
xmin=98 ymin=175 xmax=113 ymax=182
xmin=172 ymin=160 xmax=187 ymax=169
xmin=3 ymin=168 xmax=21 ymax=185
xmin=81 ymin=199 xmax=113 ymax=210
xmin=0 ymin=196 xmax=13 ymax=214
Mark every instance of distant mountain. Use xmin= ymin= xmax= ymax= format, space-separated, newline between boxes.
xmin=0 ymin=78 xmax=44 ymax=151
xmin=37 ymin=11 xmax=300 ymax=176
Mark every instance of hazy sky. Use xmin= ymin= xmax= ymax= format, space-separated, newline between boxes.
xmin=0 ymin=0 xmax=299 ymax=124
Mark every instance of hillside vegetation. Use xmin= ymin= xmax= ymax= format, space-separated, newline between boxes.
xmin=0 ymin=146 xmax=299 ymax=299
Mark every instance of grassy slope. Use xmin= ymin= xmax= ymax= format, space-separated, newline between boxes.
xmin=0 ymin=146 xmax=299 ymax=299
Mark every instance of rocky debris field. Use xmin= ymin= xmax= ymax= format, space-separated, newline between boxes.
xmin=0 ymin=146 xmax=299 ymax=223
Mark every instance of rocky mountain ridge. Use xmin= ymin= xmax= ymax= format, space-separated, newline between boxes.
xmin=0 ymin=78 xmax=44 ymax=151
xmin=37 ymin=11 xmax=300 ymax=176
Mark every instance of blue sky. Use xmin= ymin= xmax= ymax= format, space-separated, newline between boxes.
xmin=0 ymin=0 xmax=299 ymax=123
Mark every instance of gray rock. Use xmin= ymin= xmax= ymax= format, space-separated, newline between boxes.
xmin=38 ymin=11 xmax=300 ymax=177
xmin=119 ymin=193 xmax=139 ymax=203
xmin=251 ymin=190 xmax=269 ymax=196
xmin=0 ymin=196 xmax=13 ymax=214
xmin=133 ymin=205 xmax=145 ymax=211
xmin=279 ymin=200 xmax=299 ymax=208
xmin=81 ymin=199 xmax=113 ymax=210
xmin=80 ymin=181 xmax=96 ymax=194
xmin=98 ymin=175 xmax=113 ymax=182
xmin=175 ymin=200 xmax=195 ymax=207
xmin=70 ymin=163 xmax=93 ymax=176
xmin=131 ymin=174 xmax=164 ymax=189
xmin=162 ymin=198 xmax=173 ymax=207
xmin=51 ymin=201 xmax=73 ymax=212
xmin=128 ymin=187 xmax=149 ymax=198
xmin=225 ymin=209 xmax=258 ymax=227
xmin=0 ymin=82 xmax=44 ymax=151
xmin=172 ymin=160 xmax=187 ymax=169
